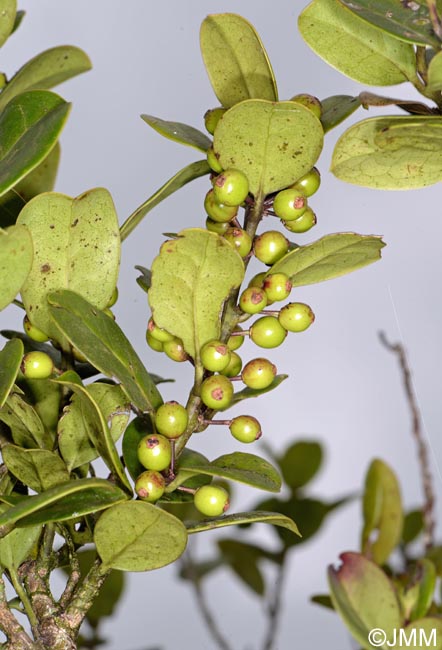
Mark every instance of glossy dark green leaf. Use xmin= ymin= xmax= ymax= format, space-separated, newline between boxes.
xmin=48 ymin=290 xmax=163 ymax=412
xmin=338 ymin=0 xmax=441 ymax=48
xmin=331 ymin=116 xmax=442 ymax=189
xmin=0 ymin=0 xmax=16 ymax=48
xmin=186 ymin=510 xmax=300 ymax=536
xmin=0 ymin=392 xmax=52 ymax=449
xmin=0 ymin=46 xmax=91 ymax=111
xmin=18 ymin=188 xmax=120 ymax=343
xmin=0 ymin=508 xmax=41 ymax=570
xmin=178 ymin=451 xmax=281 ymax=492
xmin=149 ymin=229 xmax=244 ymax=359
xmin=58 ymin=382 xmax=130 ymax=472
xmin=0 ymin=90 xmax=70 ymax=198
xmin=164 ymin=449 xmax=212 ymax=496
xmin=200 ymin=13 xmax=277 ymax=107
xmin=270 ymin=233 xmax=385 ymax=287
xmin=0 ymin=339 xmax=23 ymax=407
xmin=278 ymin=441 xmax=323 ymax=491
xmin=320 ymin=95 xmax=361 ymax=132
xmin=214 ymin=100 xmax=323 ymax=198
xmin=218 ymin=539 xmax=265 ymax=595
xmin=135 ymin=265 xmax=151 ymax=293
xmin=2 ymin=445 xmax=69 ymax=492
xmin=362 ymin=459 xmax=403 ymax=565
xmin=328 ymin=552 xmax=401 ymax=650
xmin=402 ymin=509 xmax=424 ymax=545
xmin=120 ymin=160 xmax=210 ymax=241
xmin=94 ymin=501 xmax=188 ymax=572
xmin=141 ymin=115 xmax=211 ymax=152
xmin=0 ymin=225 xmax=33 ymax=310
xmin=0 ymin=478 xmax=127 ymax=533
xmin=55 ymin=375 xmax=131 ymax=493
xmin=122 ymin=416 xmax=154 ymax=482
xmin=232 ymin=374 xmax=288 ymax=405
xmin=311 ymin=594 xmax=334 ymax=610
xmin=299 ymin=0 xmax=417 ymax=85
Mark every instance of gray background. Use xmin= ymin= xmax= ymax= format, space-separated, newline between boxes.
xmin=1 ymin=1 xmax=441 ymax=649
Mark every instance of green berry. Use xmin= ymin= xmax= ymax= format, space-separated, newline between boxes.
xmin=147 ymin=318 xmax=174 ymax=343
xmin=204 ymin=107 xmax=226 ymax=135
xmin=227 ymin=328 xmax=244 ymax=351
xmin=239 ymin=287 xmax=267 ymax=315
xmin=146 ymin=331 xmax=164 ymax=352
xmin=254 ymin=231 xmax=289 ymax=265
xmin=241 ymin=358 xmax=277 ymax=389
xmin=163 ymin=337 xmax=187 ymax=362
xmin=220 ymin=351 xmax=242 ymax=378
xmin=107 ymin=286 xmax=119 ymax=308
xmin=263 ymin=273 xmax=292 ymax=302
xmin=290 ymin=94 xmax=322 ymax=119
xmin=213 ymin=169 xmax=249 ymax=207
xmin=137 ymin=433 xmax=171 ymax=471
xmin=250 ymin=316 xmax=287 ymax=348
xmin=206 ymin=217 xmax=230 ymax=235
xmin=248 ymin=272 xmax=266 ymax=289
xmin=204 ymin=189 xmax=238 ymax=223
xmin=135 ymin=470 xmax=165 ymax=502
xmin=279 ymin=302 xmax=315 ymax=332
xmin=155 ymin=401 xmax=188 ymax=439
xmin=194 ymin=485 xmax=230 ymax=517
xmin=282 ymin=207 xmax=317 ymax=234
xmin=223 ymin=228 xmax=252 ymax=257
xmin=293 ymin=167 xmax=321 ymax=197
xmin=200 ymin=340 xmax=231 ymax=372
xmin=229 ymin=415 xmax=262 ymax=443
xmin=21 ymin=351 xmax=54 ymax=379
xmin=207 ymin=146 xmax=223 ymax=173
xmin=201 ymin=375 xmax=234 ymax=410
xmin=273 ymin=188 xmax=307 ymax=221
xmin=23 ymin=316 xmax=49 ymax=343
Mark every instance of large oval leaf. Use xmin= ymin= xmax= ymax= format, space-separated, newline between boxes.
xmin=0 ymin=0 xmax=16 ymax=49
xmin=331 ymin=116 xmax=442 ymax=189
xmin=298 ymin=0 xmax=416 ymax=86
xmin=141 ymin=115 xmax=211 ymax=152
xmin=0 ymin=46 xmax=91 ymax=112
xmin=48 ymin=290 xmax=163 ymax=412
xmin=338 ymin=0 xmax=441 ymax=48
xmin=362 ymin=459 xmax=403 ymax=565
xmin=186 ymin=510 xmax=300 ymax=536
xmin=149 ymin=229 xmax=244 ymax=360
xmin=0 ymin=339 xmax=23 ymax=408
xmin=329 ymin=552 xmax=402 ymax=650
xmin=214 ymin=100 xmax=323 ymax=198
xmin=270 ymin=233 xmax=385 ymax=287
xmin=17 ymin=188 xmax=120 ymax=341
xmin=94 ymin=501 xmax=187 ymax=572
xmin=2 ymin=445 xmax=70 ymax=492
xmin=0 ymin=224 xmax=33 ymax=310
xmin=0 ymin=90 xmax=70 ymax=197
xmin=0 ymin=392 xmax=52 ymax=450
xmin=200 ymin=13 xmax=277 ymax=107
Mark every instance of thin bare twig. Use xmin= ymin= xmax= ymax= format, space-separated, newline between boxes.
xmin=379 ymin=332 xmax=436 ymax=549
xmin=261 ymin=552 xmax=287 ymax=650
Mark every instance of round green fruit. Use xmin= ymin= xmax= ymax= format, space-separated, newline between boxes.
xmin=163 ymin=337 xmax=187 ymax=362
xmin=23 ymin=316 xmax=49 ymax=343
xmin=254 ymin=231 xmax=289 ymax=265
xmin=200 ymin=375 xmax=234 ymax=410
xmin=200 ymin=340 xmax=231 ymax=372
xmin=224 ymin=228 xmax=252 ymax=257
xmin=204 ymin=107 xmax=226 ymax=135
xmin=137 ymin=434 xmax=171 ymax=471
xmin=279 ymin=302 xmax=315 ymax=332
xmin=213 ymin=169 xmax=249 ymax=207
xmin=241 ymin=358 xmax=277 ymax=389
xmin=263 ymin=273 xmax=292 ymax=302
xmin=147 ymin=318 xmax=174 ymax=343
xmin=204 ymin=189 xmax=238 ymax=223
xmin=21 ymin=351 xmax=54 ymax=379
xmin=207 ymin=146 xmax=223 ymax=173
xmin=239 ymin=287 xmax=267 ymax=314
xmin=107 ymin=286 xmax=119 ymax=308
xmin=220 ymin=351 xmax=242 ymax=378
xmin=273 ymin=188 xmax=307 ymax=221
xmin=146 ymin=331 xmax=164 ymax=352
xmin=229 ymin=415 xmax=262 ymax=443
xmin=250 ymin=316 xmax=287 ymax=348
xmin=290 ymin=94 xmax=322 ymax=119
xmin=282 ymin=207 xmax=316 ymax=234
xmin=293 ymin=167 xmax=321 ymax=197
xmin=155 ymin=401 xmax=188 ymax=438
xmin=227 ymin=328 xmax=244 ymax=351
xmin=194 ymin=485 xmax=230 ymax=517
xmin=135 ymin=470 xmax=165 ymax=502
xmin=206 ymin=217 xmax=230 ymax=235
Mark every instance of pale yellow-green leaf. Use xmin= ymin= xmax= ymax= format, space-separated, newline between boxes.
xmin=0 ymin=224 xmax=33 ymax=310
xmin=427 ymin=51 xmax=442 ymax=93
